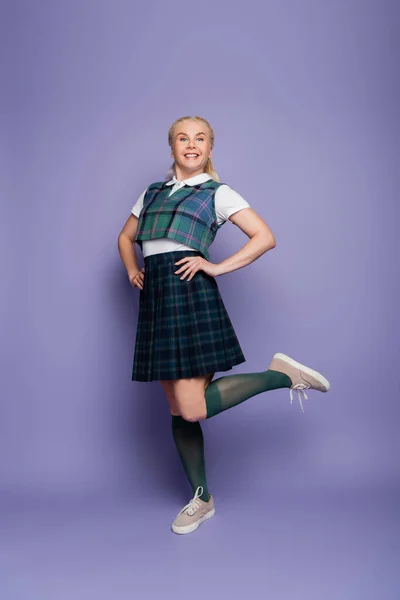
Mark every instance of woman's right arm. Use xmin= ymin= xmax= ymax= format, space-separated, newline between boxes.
xmin=118 ymin=215 xmax=145 ymax=290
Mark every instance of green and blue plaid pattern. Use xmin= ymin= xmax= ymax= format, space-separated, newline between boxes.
xmin=131 ymin=250 xmax=246 ymax=381
xmin=134 ymin=180 xmax=225 ymax=261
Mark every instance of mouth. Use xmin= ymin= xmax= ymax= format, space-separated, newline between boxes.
xmin=184 ymin=153 xmax=200 ymax=160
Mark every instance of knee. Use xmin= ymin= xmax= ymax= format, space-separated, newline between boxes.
xmin=179 ymin=405 xmax=206 ymax=423
xmin=173 ymin=382 xmax=208 ymax=422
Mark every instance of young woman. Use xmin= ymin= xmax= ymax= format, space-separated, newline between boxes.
xmin=118 ymin=115 xmax=330 ymax=535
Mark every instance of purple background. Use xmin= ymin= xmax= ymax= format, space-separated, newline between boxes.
xmin=1 ymin=0 xmax=399 ymax=598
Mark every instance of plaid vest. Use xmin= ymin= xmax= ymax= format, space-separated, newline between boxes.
xmin=135 ymin=179 xmax=225 ymax=260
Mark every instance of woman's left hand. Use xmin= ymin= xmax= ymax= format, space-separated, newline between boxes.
xmin=174 ymin=256 xmax=221 ymax=281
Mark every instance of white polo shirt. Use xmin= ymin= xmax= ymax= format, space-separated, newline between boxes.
xmin=131 ymin=173 xmax=251 ymax=258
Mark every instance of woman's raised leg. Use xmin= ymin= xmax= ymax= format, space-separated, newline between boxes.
xmin=170 ymin=353 xmax=330 ymax=421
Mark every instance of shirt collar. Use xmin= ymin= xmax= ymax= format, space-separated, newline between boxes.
xmin=165 ymin=173 xmax=212 ymax=187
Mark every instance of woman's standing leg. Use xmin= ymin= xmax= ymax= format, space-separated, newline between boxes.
xmin=160 ymin=376 xmax=216 ymax=535
xmin=160 ymin=378 xmax=213 ymax=503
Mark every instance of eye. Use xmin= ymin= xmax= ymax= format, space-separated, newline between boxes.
xmin=197 ymin=137 xmax=204 ymax=142
xmin=179 ymin=137 xmax=187 ymax=142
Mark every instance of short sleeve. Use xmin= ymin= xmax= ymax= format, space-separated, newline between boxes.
xmin=131 ymin=187 xmax=148 ymax=218
xmin=214 ymin=184 xmax=251 ymax=226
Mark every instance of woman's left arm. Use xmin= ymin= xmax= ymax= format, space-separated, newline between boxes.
xmin=174 ymin=208 xmax=276 ymax=280
xmin=215 ymin=207 xmax=276 ymax=275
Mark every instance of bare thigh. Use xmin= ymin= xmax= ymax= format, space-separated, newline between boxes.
xmin=159 ymin=373 xmax=214 ymax=421
xmin=158 ymin=380 xmax=180 ymax=416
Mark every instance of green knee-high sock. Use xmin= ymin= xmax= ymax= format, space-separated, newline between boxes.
xmin=171 ymin=416 xmax=210 ymax=502
xmin=205 ymin=369 xmax=292 ymax=418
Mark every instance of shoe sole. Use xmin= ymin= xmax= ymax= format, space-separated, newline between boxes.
xmin=273 ymin=353 xmax=331 ymax=391
xmin=171 ymin=508 xmax=216 ymax=535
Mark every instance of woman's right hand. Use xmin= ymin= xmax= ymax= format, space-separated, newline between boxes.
xmin=129 ymin=267 xmax=145 ymax=290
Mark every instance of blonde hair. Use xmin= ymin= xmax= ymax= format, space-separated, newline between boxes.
xmin=166 ymin=115 xmax=220 ymax=182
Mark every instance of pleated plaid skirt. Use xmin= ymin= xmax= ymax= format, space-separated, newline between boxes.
xmin=131 ymin=250 xmax=246 ymax=381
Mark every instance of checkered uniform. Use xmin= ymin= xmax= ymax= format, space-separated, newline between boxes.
xmin=131 ymin=181 xmax=246 ymax=381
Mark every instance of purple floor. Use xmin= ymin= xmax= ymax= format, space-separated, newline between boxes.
xmin=1 ymin=488 xmax=398 ymax=600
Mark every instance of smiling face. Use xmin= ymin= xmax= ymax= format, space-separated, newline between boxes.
xmin=170 ymin=119 xmax=212 ymax=180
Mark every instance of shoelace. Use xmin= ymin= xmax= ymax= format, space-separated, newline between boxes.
xmin=178 ymin=486 xmax=204 ymax=517
xmin=290 ymin=383 xmax=309 ymax=413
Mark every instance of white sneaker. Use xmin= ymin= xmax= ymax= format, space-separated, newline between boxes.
xmin=171 ymin=486 xmax=215 ymax=535
xmin=268 ymin=352 xmax=331 ymax=412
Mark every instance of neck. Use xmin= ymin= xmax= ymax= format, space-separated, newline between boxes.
xmin=174 ymin=165 xmax=206 ymax=182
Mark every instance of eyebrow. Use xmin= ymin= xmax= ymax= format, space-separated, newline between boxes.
xmin=176 ymin=131 xmax=207 ymax=137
